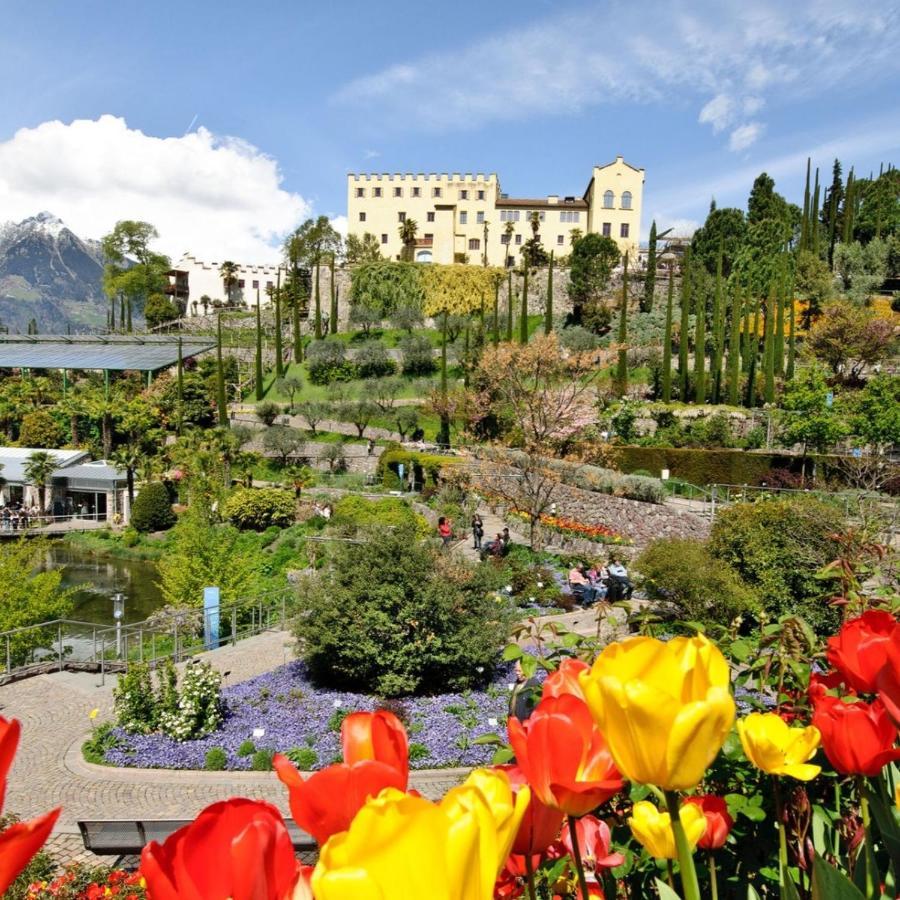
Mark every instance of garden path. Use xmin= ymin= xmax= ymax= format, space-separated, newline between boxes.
xmin=0 ymin=629 xmax=469 ymax=865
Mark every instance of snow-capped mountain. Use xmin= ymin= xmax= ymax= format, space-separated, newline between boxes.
xmin=0 ymin=212 xmax=108 ymax=333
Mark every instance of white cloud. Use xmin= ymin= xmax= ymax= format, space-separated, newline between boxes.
xmin=329 ymin=215 xmax=348 ymax=239
xmin=335 ymin=0 xmax=899 ymax=148
xmin=0 ymin=115 xmax=310 ymax=262
xmin=729 ymin=122 xmax=764 ymax=152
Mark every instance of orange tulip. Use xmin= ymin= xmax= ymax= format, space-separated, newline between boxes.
xmin=826 ymin=610 xmax=897 ymax=694
xmin=542 ymin=658 xmax=590 ymax=702
xmin=684 ymin=795 xmax=733 ymax=850
xmin=341 ymin=709 xmax=408 ymax=781
xmin=508 ymin=695 xmax=623 ymax=817
xmin=0 ymin=717 xmax=60 ymax=896
xmin=497 ymin=764 xmax=565 ymax=856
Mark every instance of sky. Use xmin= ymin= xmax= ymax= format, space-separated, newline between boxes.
xmin=1 ymin=0 xmax=898 ymax=262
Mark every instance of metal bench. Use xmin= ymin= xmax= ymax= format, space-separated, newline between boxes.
xmin=78 ymin=819 xmax=317 ymax=858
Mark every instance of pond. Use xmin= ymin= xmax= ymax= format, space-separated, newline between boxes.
xmin=42 ymin=544 xmax=165 ymax=627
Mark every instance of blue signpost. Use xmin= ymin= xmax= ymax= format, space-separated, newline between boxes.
xmin=203 ymin=587 xmax=220 ymax=650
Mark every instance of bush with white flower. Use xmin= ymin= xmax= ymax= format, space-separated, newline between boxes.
xmin=158 ymin=662 xmax=223 ymax=742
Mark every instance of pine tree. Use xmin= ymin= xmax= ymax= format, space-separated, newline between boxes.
xmin=274 ymin=271 xmax=284 ymax=379
xmin=520 ymin=263 xmax=529 ymax=344
xmin=678 ymin=248 xmax=692 ymax=400
xmin=216 ymin=313 xmax=229 ymax=427
xmin=255 ymin=288 xmax=264 ymax=401
xmin=763 ymin=281 xmax=776 ymax=404
xmin=774 ymin=268 xmax=785 ymax=376
xmin=800 ymin=157 xmax=811 ymax=251
xmin=642 ymin=221 xmax=657 ymax=312
xmin=662 ymin=264 xmax=674 ymax=403
xmin=329 ymin=255 xmax=338 ymax=334
xmin=693 ymin=258 xmax=706 ymax=403
xmin=545 ymin=251 xmax=554 ymax=334
xmin=711 ymin=242 xmax=724 ymax=403
xmin=506 ymin=271 xmax=514 ymax=342
xmin=786 ymin=277 xmax=796 ymax=380
xmin=727 ymin=282 xmax=741 ymax=406
xmin=615 ymin=252 xmax=629 ymax=394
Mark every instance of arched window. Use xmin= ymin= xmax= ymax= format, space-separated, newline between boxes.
xmin=603 ymin=190 xmax=614 ymax=209
xmin=621 ymin=191 xmax=632 ymax=210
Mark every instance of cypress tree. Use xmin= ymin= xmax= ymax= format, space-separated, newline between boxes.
xmin=506 ymin=271 xmax=514 ymax=342
xmin=842 ymin=169 xmax=855 ymax=243
xmin=520 ymin=263 xmax=529 ymax=344
xmin=274 ymin=270 xmax=284 ymax=378
xmin=811 ymin=168 xmax=821 ymax=257
xmin=727 ymin=282 xmax=741 ymax=406
xmin=119 ymin=294 xmax=125 ymax=330
xmin=438 ymin=310 xmax=450 ymax=447
xmin=126 ymin=296 xmax=132 ymax=333
xmin=615 ymin=252 xmax=629 ymax=394
xmin=292 ymin=281 xmax=302 ymax=364
xmin=545 ymin=251 xmax=554 ymax=334
xmin=255 ymin=288 xmax=264 ymax=401
xmin=800 ymin=158 xmax=811 ymax=251
xmin=110 ymin=295 xmax=116 ymax=331
xmin=827 ymin=159 xmax=842 ymax=266
xmin=314 ymin=249 xmax=322 ymax=339
xmin=176 ymin=337 xmax=184 ymax=434
xmin=216 ymin=313 xmax=229 ymax=427
xmin=744 ymin=298 xmax=760 ymax=408
xmin=693 ymin=258 xmax=706 ymax=403
xmin=642 ymin=221 xmax=657 ymax=312
xmin=786 ymin=277 xmax=796 ymax=380
xmin=678 ymin=248 xmax=691 ymax=400
xmin=662 ymin=264 xmax=674 ymax=403
xmin=774 ymin=268 xmax=785 ymax=376
xmin=492 ymin=277 xmax=500 ymax=346
xmin=711 ymin=242 xmax=724 ymax=403
xmin=463 ymin=320 xmax=470 ymax=388
xmin=763 ymin=281 xmax=776 ymax=404
xmin=329 ymin=255 xmax=338 ymax=334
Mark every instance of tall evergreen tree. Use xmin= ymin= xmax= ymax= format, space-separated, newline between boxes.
xmin=842 ymin=169 xmax=856 ymax=243
xmin=438 ymin=310 xmax=450 ymax=447
xmin=274 ymin=270 xmax=284 ymax=379
xmin=492 ymin=275 xmax=500 ymax=346
xmin=291 ymin=280 xmax=302 ymax=365
xmin=811 ymin=168 xmax=821 ymax=257
xmin=800 ymin=158 xmax=811 ymax=251
xmin=176 ymin=337 xmax=185 ymax=434
xmin=678 ymin=248 xmax=692 ymax=400
xmin=662 ymin=263 xmax=674 ymax=403
xmin=711 ymin=242 xmax=724 ymax=403
xmin=216 ymin=313 xmax=228 ymax=427
xmin=329 ymin=255 xmax=338 ymax=334
xmin=506 ymin=271 xmax=514 ymax=342
xmin=741 ymin=290 xmax=752 ymax=373
xmin=693 ymin=257 xmax=706 ymax=403
xmin=774 ymin=267 xmax=785 ymax=376
xmin=642 ymin=221 xmax=657 ymax=312
xmin=727 ymin=282 xmax=741 ymax=406
xmin=520 ymin=262 xmax=529 ymax=344
xmin=763 ymin=281 xmax=776 ymax=404
xmin=786 ymin=277 xmax=796 ymax=380
xmin=615 ymin=252 xmax=629 ymax=394
xmin=255 ymin=288 xmax=264 ymax=402
xmin=826 ymin=159 xmax=843 ymax=266
xmin=744 ymin=298 xmax=760 ymax=408
xmin=545 ymin=251 xmax=554 ymax=334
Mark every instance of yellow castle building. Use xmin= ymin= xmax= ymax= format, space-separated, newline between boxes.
xmin=346 ymin=155 xmax=644 ymax=267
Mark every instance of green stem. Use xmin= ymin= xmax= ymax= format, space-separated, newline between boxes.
xmin=524 ymin=851 xmax=538 ymax=900
xmin=708 ymin=851 xmax=718 ymax=900
xmin=666 ymin=859 xmax=675 ymax=890
xmin=858 ymin=776 xmax=876 ymax=899
xmin=568 ymin=815 xmax=590 ymax=900
xmin=664 ymin=790 xmax=701 ymax=900
xmin=774 ymin=778 xmax=791 ymax=900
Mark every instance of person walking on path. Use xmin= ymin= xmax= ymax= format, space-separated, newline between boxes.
xmin=471 ymin=514 xmax=484 ymax=550
xmin=438 ymin=516 xmax=453 ymax=550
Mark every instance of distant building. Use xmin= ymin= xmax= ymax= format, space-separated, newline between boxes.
xmin=0 ymin=448 xmax=129 ymax=521
xmin=347 ymin=155 xmax=644 ymax=266
xmin=167 ymin=254 xmax=283 ymax=317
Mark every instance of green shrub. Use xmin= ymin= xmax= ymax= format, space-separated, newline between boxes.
xmin=616 ymin=446 xmax=787 ymax=486
xmin=157 ymin=661 xmax=222 ymax=742
xmin=709 ymin=497 xmax=846 ymax=635
xmin=635 ymin=538 xmax=757 ymax=627
xmin=398 ymin=334 xmax=437 ymax=375
xmin=294 ymin=525 xmax=514 ymax=696
xmin=18 ymin=408 xmax=65 ymax=448
xmin=204 ymin=747 xmax=228 ymax=770
xmin=251 ymin=748 xmax=274 ymax=771
xmin=307 ymin=338 xmax=357 ymax=384
xmin=237 ymin=739 xmax=256 ymax=757
xmin=284 ymin=746 xmax=318 ymax=769
xmin=408 ymin=742 xmax=430 ymax=762
xmin=121 ymin=527 xmax=140 ymax=547
xmin=355 ymin=340 xmax=397 ymax=379
xmin=377 ymin=449 xmax=461 ymax=488
xmin=255 ymin=401 xmax=282 ymax=426
xmin=332 ymin=495 xmax=419 ymax=530
xmin=223 ymin=487 xmax=296 ymax=530
xmin=82 ymin=722 xmax=120 ymax=765
xmin=130 ymin=482 xmax=176 ymax=533
xmin=113 ymin=663 xmax=157 ymax=734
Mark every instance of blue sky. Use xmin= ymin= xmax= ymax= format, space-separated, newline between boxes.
xmin=1 ymin=0 xmax=898 ymax=260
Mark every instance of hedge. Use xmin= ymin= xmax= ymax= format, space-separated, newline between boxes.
xmin=377 ymin=449 xmax=462 ymax=489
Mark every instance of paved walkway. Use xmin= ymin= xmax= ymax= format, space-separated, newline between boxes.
xmin=0 ymin=630 xmax=466 ymax=864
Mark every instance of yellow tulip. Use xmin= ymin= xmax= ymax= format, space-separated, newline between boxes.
xmin=88 ymin=708 xmax=100 ymax=720
xmin=580 ymin=634 xmax=735 ymax=790
xmin=628 ymin=800 xmax=707 ymax=860
xmin=312 ymin=769 xmax=529 ymax=900
xmin=736 ymin=713 xmax=821 ymax=781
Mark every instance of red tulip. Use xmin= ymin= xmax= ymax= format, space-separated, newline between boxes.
xmin=0 ymin=718 xmax=60 ymax=896
xmin=826 ymin=610 xmax=897 ymax=694
xmin=684 ymin=796 xmax=734 ymax=850
xmin=341 ymin=709 xmax=408 ymax=781
xmin=497 ymin=764 xmax=565 ymax=856
xmin=273 ymin=754 xmax=406 ymax=846
xmin=542 ymin=658 xmax=590 ymax=702
xmin=877 ymin=628 xmax=900 ymax=730
xmin=139 ymin=798 xmax=304 ymax=900
xmin=508 ymin=695 xmax=623 ymax=817
xmin=811 ymin=695 xmax=900 ymax=777
xmin=560 ymin=814 xmax=625 ymax=874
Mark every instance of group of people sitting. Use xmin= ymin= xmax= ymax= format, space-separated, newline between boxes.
xmin=567 ymin=558 xmax=633 ymax=606
xmin=0 ymin=502 xmax=41 ymax=531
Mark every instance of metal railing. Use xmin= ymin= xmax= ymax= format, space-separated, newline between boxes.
xmin=0 ymin=588 xmax=293 ymax=685
xmin=0 ymin=512 xmax=111 ymax=535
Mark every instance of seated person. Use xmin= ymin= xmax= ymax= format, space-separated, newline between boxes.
xmin=587 ymin=563 xmax=609 ymax=599
xmin=606 ymin=557 xmax=634 ymax=601
xmin=567 ymin=563 xmax=597 ymax=605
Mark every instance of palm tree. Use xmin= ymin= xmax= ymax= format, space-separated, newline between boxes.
xmin=482 ymin=219 xmax=490 ymax=267
xmin=24 ymin=450 xmax=58 ymax=514
xmin=219 ymin=262 xmax=240 ymax=307
xmin=503 ymin=221 xmax=515 ymax=267
xmin=398 ymin=219 xmax=418 ymax=262
xmin=112 ymin=445 xmax=142 ymax=509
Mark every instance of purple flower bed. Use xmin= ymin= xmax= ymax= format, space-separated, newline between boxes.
xmin=104 ymin=660 xmax=521 ymax=771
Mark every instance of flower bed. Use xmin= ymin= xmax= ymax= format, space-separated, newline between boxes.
xmin=103 ymin=660 xmax=517 ymax=771
xmin=510 ymin=510 xmax=631 ymax=545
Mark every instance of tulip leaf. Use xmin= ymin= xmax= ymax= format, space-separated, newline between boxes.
xmin=811 ymin=854 xmax=864 ymax=900
xmin=783 ymin=870 xmax=802 ymax=900
xmin=491 ymin=747 xmax=514 ymax=765
xmin=502 ymin=644 xmax=523 ymax=661
xmin=867 ymin=787 xmax=900 ymax=879
xmin=654 ymin=878 xmax=683 ymax=899
xmin=472 ymin=732 xmax=503 ymax=745
xmin=748 ymin=887 xmax=763 ymax=900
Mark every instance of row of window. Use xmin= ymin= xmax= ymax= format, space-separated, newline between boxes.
xmin=375 ymin=222 xmax=630 ymax=246
xmin=603 ymin=190 xmax=632 ymax=209
xmin=355 ymin=185 xmax=487 ymax=200
xmin=236 ymin=279 xmax=274 ymax=290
